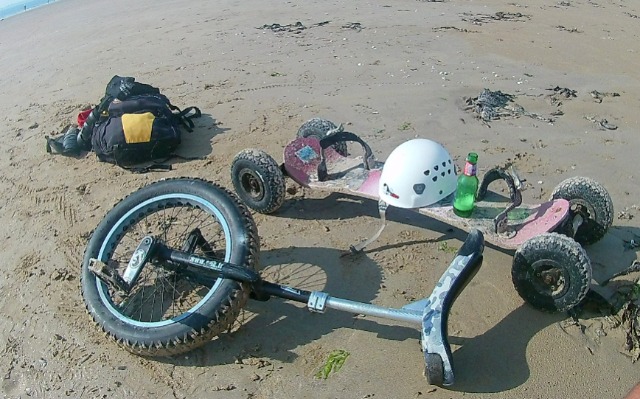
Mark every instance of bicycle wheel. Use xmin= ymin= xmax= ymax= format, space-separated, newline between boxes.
xmin=81 ymin=178 xmax=259 ymax=356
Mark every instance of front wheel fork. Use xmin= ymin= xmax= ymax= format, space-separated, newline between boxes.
xmin=421 ymin=229 xmax=484 ymax=386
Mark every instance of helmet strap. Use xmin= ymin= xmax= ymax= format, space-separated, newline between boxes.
xmin=349 ymin=200 xmax=389 ymax=253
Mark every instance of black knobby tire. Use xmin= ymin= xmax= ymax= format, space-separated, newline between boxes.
xmin=551 ymin=176 xmax=613 ymax=245
xmin=231 ymin=149 xmax=286 ymax=214
xmin=424 ymin=353 xmax=444 ymax=386
xmin=297 ymin=118 xmax=349 ymax=157
xmin=512 ymin=233 xmax=591 ymax=312
xmin=81 ymin=178 xmax=260 ymax=356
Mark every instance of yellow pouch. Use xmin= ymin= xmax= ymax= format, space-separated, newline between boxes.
xmin=122 ymin=112 xmax=155 ymax=144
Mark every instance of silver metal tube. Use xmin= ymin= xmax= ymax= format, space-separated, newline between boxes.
xmin=324 ymin=296 xmax=422 ymax=325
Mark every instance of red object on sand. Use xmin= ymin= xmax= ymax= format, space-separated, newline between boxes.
xmin=77 ymin=109 xmax=93 ymax=128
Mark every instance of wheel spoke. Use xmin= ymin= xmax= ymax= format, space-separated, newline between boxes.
xmin=100 ymin=200 xmax=227 ymax=323
xmin=82 ymin=179 xmax=258 ymax=356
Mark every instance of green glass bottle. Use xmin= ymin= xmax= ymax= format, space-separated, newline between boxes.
xmin=453 ymin=152 xmax=479 ymax=217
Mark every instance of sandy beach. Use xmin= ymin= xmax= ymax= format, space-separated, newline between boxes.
xmin=0 ymin=0 xmax=639 ymax=397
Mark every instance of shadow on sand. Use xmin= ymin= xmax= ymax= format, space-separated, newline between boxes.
xmin=448 ymin=304 xmax=565 ymax=393
xmin=157 ymin=244 xmax=412 ymax=367
xmin=148 ymin=191 xmax=638 ymax=393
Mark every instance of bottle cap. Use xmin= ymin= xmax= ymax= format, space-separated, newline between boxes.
xmin=467 ymin=152 xmax=478 ymax=164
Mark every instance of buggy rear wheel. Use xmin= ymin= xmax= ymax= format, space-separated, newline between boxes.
xmin=551 ymin=176 xmax=613 ymax=245
xmin=512 ymin=233 xmax=591 ymax=312
xmin=297 ymin=118 xmax=349 ymax=156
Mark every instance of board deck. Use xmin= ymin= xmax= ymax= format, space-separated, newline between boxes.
xmin=284 ymin=137 xmax=569 ymax=249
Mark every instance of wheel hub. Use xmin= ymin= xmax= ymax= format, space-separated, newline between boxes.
xmin=540 ymin=269 xmax=561 ymax=285
xmin=569 ymin=201 xmax=592 ymax=230
xmin=240 ymin=168 xmax=265 ymax=201
xmin=531 ymin=259 xmax=567 ymax=298
xmin=570 ymin=200 xmax=593 ymax=218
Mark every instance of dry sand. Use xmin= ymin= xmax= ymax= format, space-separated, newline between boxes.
xmin=0 ymin=0 xmax=639 ymax=397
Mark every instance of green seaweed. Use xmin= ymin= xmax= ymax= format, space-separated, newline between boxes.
xmin=438 ymin=242 xmax=458 ymax=254
xmin=315 ymin=349 xmax=350 ymax=379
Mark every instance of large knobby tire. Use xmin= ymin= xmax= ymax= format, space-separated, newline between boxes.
xmin=81 ymin=178 xmax=259 ymax=356
xmin=551 ymin=176 xmax=613 ymax=245
xmin=231 ymin=149 xmax=286 ymax=214
xmin=297 ymin=118 xmax=348 ymax=157
xmin=512 ymin=233 xmax=591 ymax=312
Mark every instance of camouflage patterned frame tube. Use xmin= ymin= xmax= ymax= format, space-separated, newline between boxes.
xmin=421 ymin=229 xmax=484 ymax=386
xmin=307 ymin=230 xmax=484 ymax=386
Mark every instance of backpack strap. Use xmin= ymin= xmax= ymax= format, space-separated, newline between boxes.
xmin=111 ymin=146 xmax=173 ymax=173
xmin=125 ymin=164 xmax=173 ymax=174
xmin=116 ymin=154 xmax=205 ymax=174
xmin=159 ymin=95 xmax=201 ymax=132
xmin=112 ymin=147 xmax=205 ymax=174
xmin=174 ymin=106 xmax=202 ymax=132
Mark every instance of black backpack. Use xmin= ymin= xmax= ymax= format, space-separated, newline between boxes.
xmin=91 ymin=93 xmax=200 ymax=167
xmin=46 ymin=76 xmax=201 ymax=172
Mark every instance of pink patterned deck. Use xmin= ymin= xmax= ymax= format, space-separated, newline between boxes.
xmin=283 ymin=137 xmax=569 ymax=249
xmin=417 ymin=198 xmax=569 ymax=249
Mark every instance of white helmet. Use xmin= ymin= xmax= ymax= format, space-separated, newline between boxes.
xmin=379 ymin=138 xmax=457 ymax=208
